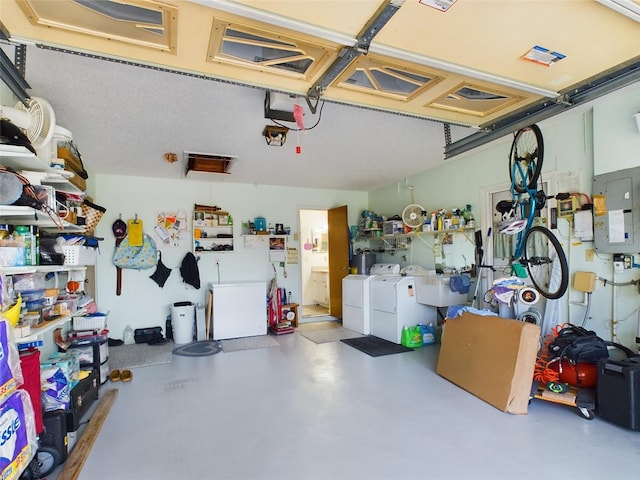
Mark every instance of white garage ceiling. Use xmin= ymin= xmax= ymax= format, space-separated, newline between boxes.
xmin=1 ymin=0 xmax=638 ymax=190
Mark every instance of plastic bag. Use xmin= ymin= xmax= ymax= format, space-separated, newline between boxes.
xmin=0 ymin=318 xmax=24 ymax=403
xmin=40 ymin=366 xmax=70 ymax=412
xmin=0 ymin=390 xmax=38 ymax=480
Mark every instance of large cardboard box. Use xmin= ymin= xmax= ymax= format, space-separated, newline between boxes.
xmin=436 ymin=312 xmax=540 ymax=414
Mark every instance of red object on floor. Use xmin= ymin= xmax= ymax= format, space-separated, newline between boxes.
xmin=19 ymin=349 xmax=44 ymax=434
xmin=551 ymin=359 xmax=598 ymax=388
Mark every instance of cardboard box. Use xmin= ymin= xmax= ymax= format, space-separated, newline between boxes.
xmin=436 ymin=312 xmax=540 ymax=414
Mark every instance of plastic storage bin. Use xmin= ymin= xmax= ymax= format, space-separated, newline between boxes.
xmin=171 ymin=301 xmax=195 ymax=344
xmin=61 ymin=246 xmax=97 ymax=266
xmin=73 ymin=312 xmax=108 ymax=331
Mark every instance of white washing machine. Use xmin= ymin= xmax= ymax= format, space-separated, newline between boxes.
xmin=369 ymin=272 xmax=437 ymax=344
xmin=342 ymin=263 xmax=400 ymax=335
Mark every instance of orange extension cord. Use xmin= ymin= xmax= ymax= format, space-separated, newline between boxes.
xmin=533 ymin=323 xmax=569 ymax=385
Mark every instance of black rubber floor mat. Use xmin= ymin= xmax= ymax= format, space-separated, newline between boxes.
xmin=341 ymin=335 xmax=414 ymax=357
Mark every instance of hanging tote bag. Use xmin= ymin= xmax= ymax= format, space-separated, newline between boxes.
xmin=81 ymin=199 xmax=106 ymax=235
xmin=113 ymin=234 xmax=157 ymax=270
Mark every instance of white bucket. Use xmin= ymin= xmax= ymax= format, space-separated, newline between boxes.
xmin=171 ymin=302 xmax=195 ymax=344
xmin=498 ymin=302 xmax=515 ymax=319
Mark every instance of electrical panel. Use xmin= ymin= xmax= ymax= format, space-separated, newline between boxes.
xmin=593 ymin=166 xmax=640 ymax=254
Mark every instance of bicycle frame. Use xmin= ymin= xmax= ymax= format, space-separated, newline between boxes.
xmin=510 ymin=159 xmax=539 ymax=261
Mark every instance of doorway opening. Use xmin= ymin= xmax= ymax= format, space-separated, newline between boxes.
xmin=299 ymin=209 xmax=331 ymax=321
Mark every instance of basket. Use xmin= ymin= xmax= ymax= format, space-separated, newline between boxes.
xmin=61 ymin=246 xmax=97 ymax=266
xmin=73 ymin=313 xmax=107 ymax=331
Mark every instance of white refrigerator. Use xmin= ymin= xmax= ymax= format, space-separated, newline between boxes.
xmin=209 ymin=282 xmax=267 ymax=340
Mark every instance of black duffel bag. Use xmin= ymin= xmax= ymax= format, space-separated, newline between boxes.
xmin=134 ymin=326 xmax=165 ymax=345
xmin=547 ymin=324 xmax=609 ymax=363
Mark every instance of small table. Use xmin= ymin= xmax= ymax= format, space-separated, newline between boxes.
xmin=281 ymin=303 xmax=299 ymax=328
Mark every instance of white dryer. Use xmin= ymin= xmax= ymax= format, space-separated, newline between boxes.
xmin=369 ymin=272 xmax=436 ymax=344
xmin=342 ymin=263 xmax=400 ymax=335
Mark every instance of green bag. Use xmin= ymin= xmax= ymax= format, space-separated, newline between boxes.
xmin=401 ymin=325 xmax=423 ymax=349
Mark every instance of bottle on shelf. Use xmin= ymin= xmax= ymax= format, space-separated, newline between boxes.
xmin=464 ymin=204 xmax=475 ymax=228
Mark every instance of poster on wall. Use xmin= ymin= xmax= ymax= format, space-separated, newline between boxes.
xmin=155 ymin=210 xmax=188 ymax=247
xmin=269 ymin=236 xmax=286 ymax=262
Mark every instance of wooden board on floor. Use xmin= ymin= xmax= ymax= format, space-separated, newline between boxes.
xmin=205 ymin=289 xmax=213 ymax=339
xmin=57 ymin=389 xmax=118 ymax=480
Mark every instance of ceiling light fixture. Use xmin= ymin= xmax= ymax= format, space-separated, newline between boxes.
xmin=263 ymin=125 xmax=289 ymax=146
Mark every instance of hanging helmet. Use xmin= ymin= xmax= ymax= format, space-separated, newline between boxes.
xmin=498 ymin=218 xmax=527 ymax=235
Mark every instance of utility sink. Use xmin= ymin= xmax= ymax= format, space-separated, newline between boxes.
xmin=415 ymin=275 xmax=469 ymax=307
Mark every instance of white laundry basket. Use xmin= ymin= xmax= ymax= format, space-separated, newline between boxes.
xmin=171 ymin=301 xmax=195 ymax=344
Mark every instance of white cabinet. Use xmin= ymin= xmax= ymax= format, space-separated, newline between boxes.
xmin=312 ymin=268 xmax=329 ymax=307
xmin=209 ymin=282 xmax=267 ymax=339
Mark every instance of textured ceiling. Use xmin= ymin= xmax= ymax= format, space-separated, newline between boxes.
xmin=1 ymin=0 xmax=638 ymax=190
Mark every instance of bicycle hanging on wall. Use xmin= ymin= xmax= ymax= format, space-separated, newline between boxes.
xmin=495 ymin=124 xmax=569 ymax=300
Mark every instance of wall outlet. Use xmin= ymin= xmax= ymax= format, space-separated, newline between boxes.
xmin=613 ymin=253 xmax=625 ymax=272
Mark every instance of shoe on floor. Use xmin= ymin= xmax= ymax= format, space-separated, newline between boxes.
xmin=121 ymin=370 xmax=133 ymax=382
xmin=109 ymin=369 xmax=122 ymax=382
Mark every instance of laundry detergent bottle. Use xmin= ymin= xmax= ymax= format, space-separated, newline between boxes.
xmin=419 ymin=322 xmax=436 ymax=345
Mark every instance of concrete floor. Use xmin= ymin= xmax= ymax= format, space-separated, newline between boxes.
xmin=55 ymin=324 xmax=639 ymax=480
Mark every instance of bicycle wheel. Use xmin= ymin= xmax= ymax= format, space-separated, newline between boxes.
xmin=522 ymin=225 xmax=568 ymax=299
xmin=509 ymin=124 xmax=544 ymax=193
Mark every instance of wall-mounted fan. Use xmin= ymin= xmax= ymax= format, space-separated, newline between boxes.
xmin=0 ymin=97 xmax=56 ymax=160
xmin=402 ymin=203 xmax=426 ymax=230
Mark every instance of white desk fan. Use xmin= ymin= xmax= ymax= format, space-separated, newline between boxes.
xmin=402 ymin=203 xmax=426 ymax=230
xmin=1 ymin=97 xmax=56 ymax=160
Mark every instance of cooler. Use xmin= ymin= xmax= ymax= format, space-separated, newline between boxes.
xmin=597 ymin=356 xmax=640 ymax=430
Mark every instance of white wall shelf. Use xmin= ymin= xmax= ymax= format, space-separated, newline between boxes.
xmin=1 ymin=145 xmax=84 ymax=194
xmin=0 ymin=205 xmax=83 ymax=232
xmin=193 ymin=208 xmax=234 ymax=252
xmin=0 ymin=265 xmax=87 ymax=275
xmin=242 ymin=234 xmax=288 ymax=249
xmin=372 ymin=227 xmax=476 ymax=250
xmin=18 ymin=314 xmax=71 ymax=343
